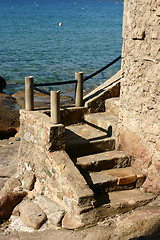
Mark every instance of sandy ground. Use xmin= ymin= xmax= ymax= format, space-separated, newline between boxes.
xmin=1 ymin=138 xmax=160 ymax=240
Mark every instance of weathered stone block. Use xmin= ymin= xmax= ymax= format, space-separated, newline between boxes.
xmin=34 ymin=195 xmax=65 ymax=227
xmin=23 ymin=170 xmax=36 ymax=191
xmin=19 ymin=200 xmax=47 ymax=229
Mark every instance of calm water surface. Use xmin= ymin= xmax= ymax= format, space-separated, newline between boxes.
xmin=0 ymin=0 xmax=123 ymax=97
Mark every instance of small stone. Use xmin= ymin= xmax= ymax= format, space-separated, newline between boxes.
xmin=23 ymin=170 xmax=36 ymax=191
xmin=9 ymin=142 xmax=13 ymax=145
xmin=19 ymin=200 xmax=47 ymax=230
xmin=15 ymin=137 xmax=20 ymax=141
xmin=62 ymin=213 xmax=85 ymax=229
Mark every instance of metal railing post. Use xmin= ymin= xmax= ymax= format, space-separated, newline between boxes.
xmin=25 ymin=76 xmax=34 ymax=111
xmin=50 ymin=90 xmax=60 ymax=124
xmin=75 ymin=72 xmax=83 ymax=107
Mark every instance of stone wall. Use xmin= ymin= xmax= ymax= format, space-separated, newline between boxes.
xmin=18 ymin=110 xmax=95 ymax=227
xmin=118 ymin=0 xmax=160 ymax=194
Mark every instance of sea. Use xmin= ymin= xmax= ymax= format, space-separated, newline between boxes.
xmin=0 ymin=0 xmax=123 ymax=98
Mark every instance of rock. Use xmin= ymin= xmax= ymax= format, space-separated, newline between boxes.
xmin=4 ymin=177 xmax=22 ymax=192
xmin=12 ymin=90 xmax=25 ymax=109
xmin=0 ymin=93 xmax=17 ymax=109
xmin=34 ymin=195 xmax=65 ymax=227
xmin=12 ymin=90 xmax=74 ymax=109
xmin=62 ymin=213 xmax=85 ymax=229
xmin=0 ymin=76 xmax=6 ymax=92
xmin=23 ymin=170 xmax=36 ymax=191
xmin=0 ymin=191 xmax=26 ymax=220
xmin=12 ymin=90 xmax=50 ymax=109
xmin=111 ymin=206 xmax=160 ymax=240
xmin=0 ymin=93 xmax=19 ymax=137
xmin=15 ymin=137 xmax=20 ymax=141
xmin=19 ymin=200 xmax=47 ymax=229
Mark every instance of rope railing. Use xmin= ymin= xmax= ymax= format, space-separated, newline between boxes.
xmin=33 ymin=55 xmax=121 ymax=88
xmin=25 ymin=55 xmax=122 ymax=114
xmin=34 ymin=79 xmax=77 ymax=87
xmin=83 ymin=55 xmax=121 ymax=82
xmin=33 ymin=87 xmax=50 ymax=96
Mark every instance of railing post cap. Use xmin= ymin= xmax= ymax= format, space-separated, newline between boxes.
xmin=25 ymin=76 xmax=33 ymax=78
xmin=51 ymin=90 xmax=60 ymax=93
xmin=75 ymin=72 xmax=83 ymax=74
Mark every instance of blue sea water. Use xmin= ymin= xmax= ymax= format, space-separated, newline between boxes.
xmin=0 ymin=0 xmax=123 ymax=97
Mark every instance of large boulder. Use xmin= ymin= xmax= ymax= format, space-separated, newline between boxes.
xmin=0 ymin=76 xmax=6 ymax=92
xmin=12 ymin=90 xmax=74 ymax=109
xmin=12 ymin=90 xmax=50 ymax=109
xmin=0 ymin=93 xmax=19 ymax=138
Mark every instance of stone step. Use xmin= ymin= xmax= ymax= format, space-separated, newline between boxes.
xmin=76 ymin=150 xmax=131 ymax=172
xmin=84 ymin=112 xmax=118 ymax=137
xmin=105 ymin=97 xmax=120 ymax=116
xmin=86 ymin=167 xmax=146 ymax=192
xmin=65 ymin=123 xmax=115 ymax=158
xmin=81 ymin=189 xmax=155 ymax=223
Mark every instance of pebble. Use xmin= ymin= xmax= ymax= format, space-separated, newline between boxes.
xmin=15 ymin=137 xmax=21 ymax=141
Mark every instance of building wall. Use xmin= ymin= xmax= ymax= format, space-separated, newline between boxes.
xmin=118 ymin=0 xmax=160 ymax=194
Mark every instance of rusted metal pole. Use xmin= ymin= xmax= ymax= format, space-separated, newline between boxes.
xmin=25 ymin=76 xmax=34 ymax=111
xmin=75 ymin=72 xmax=83 ymax=107
xmin=51 ymin=90 xmax=60 ymax=124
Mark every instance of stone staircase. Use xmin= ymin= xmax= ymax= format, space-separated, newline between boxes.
xmin=65 ymin=97 xmax=152 ymax=212
xmin=17 ymin=72 xmax=156 ymax=229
